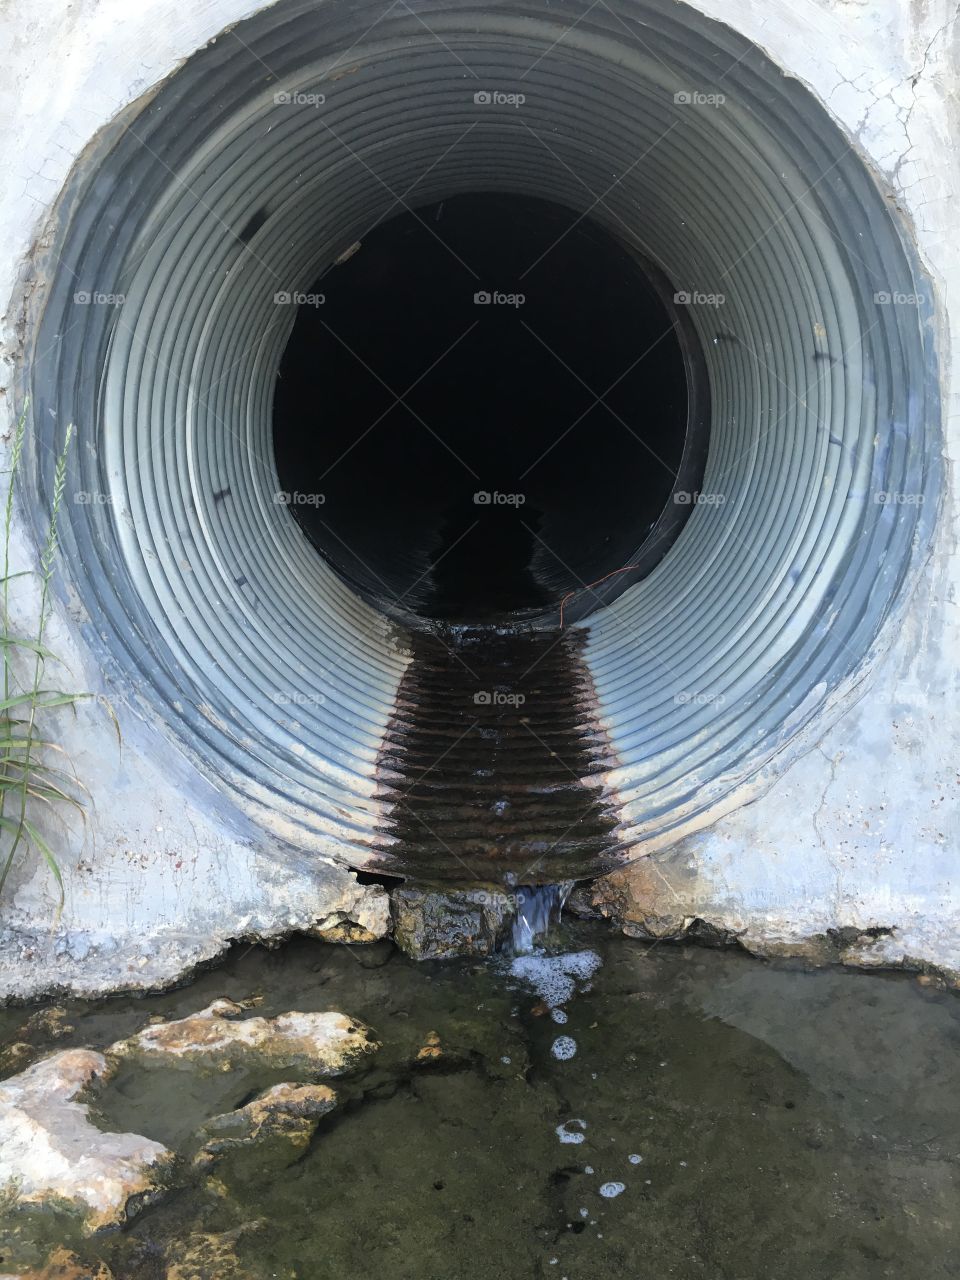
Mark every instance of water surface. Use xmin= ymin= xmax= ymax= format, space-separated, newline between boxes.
xmin=1 ymin=926 xmax=958 ymax=1278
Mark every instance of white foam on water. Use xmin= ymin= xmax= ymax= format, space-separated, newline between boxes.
xmin=556 ymin=1119 xmax=587 ymax=1144
xmin=551 ymin=1008 xmax=568 ymax=1024
xmin=599 ymin=1181 xmax=626 ymax=1198
xmin=552 ymin=1035 xmax=577 ymax=1060
xmin=509 ymin=949 xmax=602 ymax=1007
xmin=628 ymin=1154 xmax=643 ymax=1164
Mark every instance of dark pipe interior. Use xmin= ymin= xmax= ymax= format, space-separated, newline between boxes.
xmin=274 ymin=193 xmax=691 ymax=625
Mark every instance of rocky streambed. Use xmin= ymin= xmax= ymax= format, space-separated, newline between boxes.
xmin=1 ymin=923 xmax=959 ymax=1278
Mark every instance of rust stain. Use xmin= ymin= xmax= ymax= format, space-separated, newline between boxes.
xmin=371 ymin=624 xmax=625 ymax=887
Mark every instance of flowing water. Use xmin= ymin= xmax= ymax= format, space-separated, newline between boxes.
xmin=2 ymin=924 xmax=960 ymax=1279
xmin=374 ymin=625 xmax=624 ymax=885
xmin=510 ymin=883 xmax=575 ymax=953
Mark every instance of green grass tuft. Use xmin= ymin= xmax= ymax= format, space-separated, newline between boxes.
xmin=0 ymin=408 xmax=90 ymax=907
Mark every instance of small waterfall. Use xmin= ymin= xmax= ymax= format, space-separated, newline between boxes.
xmin=510 ymin=882 xmax=575 ymax=954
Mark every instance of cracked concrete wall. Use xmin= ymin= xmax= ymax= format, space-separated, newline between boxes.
xmin=0 ymin=0 xmax=957 ymax=996
xmin=586 ymin=0 xmax=960 ymax=979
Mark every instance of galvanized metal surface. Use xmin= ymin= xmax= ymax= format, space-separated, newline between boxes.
xmin=22 ymin=0 xmax=940 ymax=878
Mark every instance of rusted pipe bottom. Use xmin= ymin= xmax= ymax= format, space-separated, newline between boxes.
xmin=372 ymin=625 xmax=622 ymax=885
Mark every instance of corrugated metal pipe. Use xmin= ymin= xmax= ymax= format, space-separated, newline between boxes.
xmin=23 ymin=0 xmax=939 ymax=885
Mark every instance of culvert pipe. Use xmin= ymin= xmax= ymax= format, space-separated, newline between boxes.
xmin=23 ymin=0 xmax=940 ymax=886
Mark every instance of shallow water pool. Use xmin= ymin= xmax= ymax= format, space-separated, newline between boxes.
xmin=2 ymin=926 xmax=959 ymax=1279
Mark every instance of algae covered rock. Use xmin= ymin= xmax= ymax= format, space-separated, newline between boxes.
xmin=109 ymin=999 xmax=378 ymax=1074
xmin=0 ymin=1050 xmax=171 ymax=1232
xmin=194 ymin=1081 xmax=338 ymax=1169
xmin=0 ymin=1246 xmax=114 ymax=1278
xmin=0 ymin=1008 xmax=77 ymax=1077
xmin=392 ymin=887 xmax=514 ymax=959
xmin=307 ymin=880 xmax=391 ymax=943
xmin=415 ymin=1030 xmax=443 ymax=1062
xmin=165 ymin=1226 xmax=261 ymax=1280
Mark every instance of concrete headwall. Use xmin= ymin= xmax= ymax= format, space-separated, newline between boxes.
xmin=0 ymin=0 xmax=956 ymax=997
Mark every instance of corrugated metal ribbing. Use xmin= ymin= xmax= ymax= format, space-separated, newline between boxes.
xmin=25 ymin=0 xmax=939 ymax=873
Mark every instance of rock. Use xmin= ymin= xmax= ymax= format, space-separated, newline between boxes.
xmin=0 ymin=1041 xmax=37 ymax=1074
xmin=392 ymin=887 xmax=514 ymax=959
xmin=21 ymin=1007 xmax=75 ymax=1040
xmin=1 ymin=1008 xmax=77 ymax=1076
xmin=416 ymin=1030 xmax=442 ymax=1062
xmin=109 ymin=1000 xmax=378 ymax=1074
xmin=308 ymin=881 xmax=391 ymax=943
xmin=569 ymin=858 xmax=741 ymax=947
xmin=312 ymin=918 xmax=380 ymax=944
xmin=165 ymin=1226 xmax=261 ymax=1280
xmin=2 ymin=1247 xmax=114 ymax=1278
xmin=0 ymin=1049 xmax=171 ymax=1232
xmin=194 ymin=1081 xmax=337 ymax=1168
xmin=568 ymin=861 xmax=693 ymax=938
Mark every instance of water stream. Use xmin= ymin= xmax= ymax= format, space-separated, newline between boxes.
xmin=510 ymin=882 xmax=575 ymax=953
xmin=373 ymin=624 xmax=624 ymax=886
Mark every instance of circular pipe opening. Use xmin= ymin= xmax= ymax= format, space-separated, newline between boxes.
xmin=23 ymin=0 xmax=940 ymax=881
xmin=274 ymin=191 xmax=701 ymax=625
